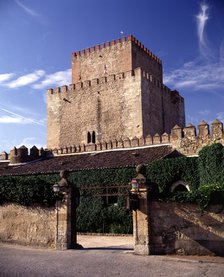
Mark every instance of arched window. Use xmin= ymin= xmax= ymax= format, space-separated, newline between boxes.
xmin=92 ymin=131 xmax=96 ymax=144
xmin=170 ymin=181 xmax=190 ymax=193
xmin=87 ymin=132 xmax=91 ymax=144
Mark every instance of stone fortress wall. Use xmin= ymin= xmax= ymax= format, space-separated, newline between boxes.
xmin=48 ymin=119 xmax=224 ymax=157
xmin=47 ymin=35 xmax=185 ymax=150
xmin=2 ymin=119 xmax=224 ymax=163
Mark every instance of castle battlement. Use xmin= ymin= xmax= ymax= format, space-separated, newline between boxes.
xmin=47 ymin=67 xmax=181 ymax=100
xmin=49 ymin=119 xmax=223 ymax=157
xmin=47 ymin=35 xmax=185 ymax=150
xmin=3 ymin=119 xmax=223 ymax=164
xmin=72 ymin=35 xmax=161 ymax=65
xmin=8 ymin=145 xmax=48 ymax=164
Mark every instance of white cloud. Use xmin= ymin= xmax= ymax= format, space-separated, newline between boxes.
xmin=15 ymin=0 xmax=38 ymax=17
xmin=196 ymin=3 xmax=209 ymax=47
xmin=164 ymin=59 xmax=224 ymax=91
xmin=33 ymin=69 xmax=71 ymax=89
xmin=5 ymin=70 xmax=45 ymax=88
xmin=0 ymin=116 xmax=28 ymax=124
xmin=0 ymin=108 xmax=45 ymax=126
xmin=0 ymin=73 xmax=15 ymax=83
xmin=164 ymin=2 xmax=224 ymax=92
xmin=0 ymin=68 xmax=71 ymax=90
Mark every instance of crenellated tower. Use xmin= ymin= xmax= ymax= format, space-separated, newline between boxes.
xmin=47 ymin=35 xmax=185 ymax=149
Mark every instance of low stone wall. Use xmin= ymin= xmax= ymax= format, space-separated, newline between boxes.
xmin=0 ymin=204 xmax=56 ymax=248
xmin=150 ymin=202 xmax=224 ymax=256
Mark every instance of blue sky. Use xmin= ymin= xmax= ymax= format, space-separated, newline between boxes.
xmin=0 ymin=0 xmax=224 ymax=152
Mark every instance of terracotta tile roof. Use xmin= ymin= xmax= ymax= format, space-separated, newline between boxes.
xmin=0 ymin=145 xmax=176 ymax=176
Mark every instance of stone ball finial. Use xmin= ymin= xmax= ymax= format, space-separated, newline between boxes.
xmin=136 ymin=164 xmax=146 ymax=176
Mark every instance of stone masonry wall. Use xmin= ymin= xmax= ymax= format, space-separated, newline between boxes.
xmin=47 ymin=68 xmax=143 ymax=149
xmin=47 ymin=35 xmax=184 ymax=150
xmin=72 ymin=35 xmax=162 ymax=84
xmin=48 ymin=119 xmax=224 ymax=157
xmin=0 ymin=204 xmax=56 ymax=248
xmin=150 ymin=201 xmax=224 ymax=256
xmin=47 ymin=68 xmax=184 ymax=149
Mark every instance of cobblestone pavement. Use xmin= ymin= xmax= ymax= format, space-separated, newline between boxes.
xmin=0 ymin=235 xmax=223 ymax=277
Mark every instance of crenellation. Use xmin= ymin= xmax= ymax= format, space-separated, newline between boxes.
xmin=80 ymin=143 xmax=85 ymax=152
xmin=198 ymin=120 xmax=209 ymax=138
xmin=96 ymin=142 xmax=102 ymax=151
xmin=69 ymin=84 xmax=75 ymax=90
xmin=162 ymin=133 xmax=170 ymax=144
xmin=76 ymin=145 xmax=81 ymax=152
xmin=91 ymin=78 xmax=99 ymax=85
xmin=123 ymin=137 xmax=131 ymax=148
xmin=107 ymin=74 xmax=116 ymax=82
xmin=54 ymin=87 xmax=61 ymax=93
xmin=153 ymin=133 xmax=161 ymax=144
xmin=99 ymin=76 xmax=107 ymax=84
xmin=71 ymin=35 xmax=161 ymax=66
xmin=111 ymin=40 xmax=116 ymax=46
xmin=121 ymin=36 xmax=126 ymax=42
xmin=211 ymin=119 xmax=223 ymax=140
xmin=45 ymin=119 xmax=224 ymax=158
xmin=117 ymin=138 xmax=123 ymax=148
xmin=183 ymin=123 xmax=196 ymax=139
xmin=0 ymin=151 xmax=8 ymax=160
xmin=139 ymin=136 xmax=145 ymax=146
xmin=47 ymin=88 xmax=53 ymax=94
xmin=75 ymin=82 xmax=83 ymax=89
xmin=61 ymin=85 xmax=68 ymax=93
xmin=145 ymin=135 xmax=153 ymax=145
xmin=171 ymin=125 xmax=183 ymax=140
xmin=101 ymin=141 xmax=107 ymax=150
xmin=128 ymin=34 xmax=133 ymax=41
xmin=112 ymin=139 xmax=117 ymax=149
xmin=83 ymin=80 xmax=91 ymax=88
xmin=106 ymin=140 xmax=112 ymax=150
xmin=131 ymin=136 xmax=139 ymax=147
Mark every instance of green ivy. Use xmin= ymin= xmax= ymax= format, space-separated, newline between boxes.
xmin=76 ymin=193 xmax=132 ymax=234
xmin=147 ymin=157 xmax=199 ymax=193
xmin=0 ymin=175 xmax=58 ymax=206
xmin=198 ymin=143 xmax=224 ymax=186
xmin=1 ymin=145 xmax=224 ymax=231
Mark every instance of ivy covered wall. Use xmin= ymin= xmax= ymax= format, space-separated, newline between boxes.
xmin=0 ymin=143 xmax=224 ymax=233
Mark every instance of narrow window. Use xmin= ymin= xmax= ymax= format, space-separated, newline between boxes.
xmin=87 ymin=132 xmax=91 ymax=144
xmin=92 ymin=131 xmax=96 ymax=143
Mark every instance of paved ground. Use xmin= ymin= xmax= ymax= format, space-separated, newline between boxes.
xmin=0 ymin=235 xmax=224 ymax=277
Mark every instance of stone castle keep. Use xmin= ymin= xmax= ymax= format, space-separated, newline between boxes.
xmin=1 ymin=35 xmax=224 ymax=257
xmin=47 ymin=35 xmax=185 ymax=149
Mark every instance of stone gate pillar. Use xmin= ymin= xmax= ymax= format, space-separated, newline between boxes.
xmin=131 ymin=164 xmax=150 ymax=255
xmin=54 ymin=170 xmax=79 ymax=250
